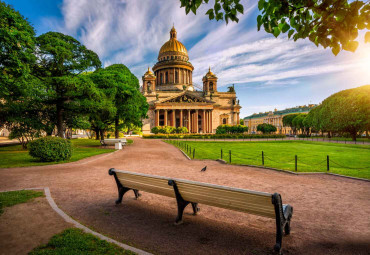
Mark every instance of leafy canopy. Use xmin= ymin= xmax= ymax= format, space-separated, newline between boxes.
xmin=179 ymin=0 xmax=370 ymax=55
xmin=257 ymin=123 xmax=277 ymax=134
xmin=306 ymin=85 xmax=370 ymax=140
xmin=0 ymin=1 xmax=36 ymax=97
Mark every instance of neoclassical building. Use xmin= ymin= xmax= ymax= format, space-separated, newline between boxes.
xmin=243 ymin=104 xmax=317 ymax=135
xmin=141 ymin=26 xmax=241 ymax=134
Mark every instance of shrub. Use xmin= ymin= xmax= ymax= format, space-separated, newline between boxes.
xmin=143 ymin=133 xmax=285 ymax=139
xmin=176 ymin=127 xmax=188 ymax=134
xmin=29 ymin=137 xmax=73 ymax=162
xmin=151 ymin=126 xmax=176 ymax=134
xmin=216 ymin=124 xmax=248 ymax=134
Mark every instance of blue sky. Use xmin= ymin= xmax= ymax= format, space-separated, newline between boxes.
xmin=6 ymin=0 xmax=370 ymax=117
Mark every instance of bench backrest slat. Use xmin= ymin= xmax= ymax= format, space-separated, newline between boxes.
xmin=114 ymin=170 xmax=275 ymax=218
xmin=116 ymin=172 xmax=175 ymax=198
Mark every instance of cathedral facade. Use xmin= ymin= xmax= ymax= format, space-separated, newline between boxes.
xmin=141 ymin=27 xmax=241 ymax=134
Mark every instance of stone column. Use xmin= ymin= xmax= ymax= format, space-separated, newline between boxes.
xmin=206 ymin=110 xmax=209 ymax=133
xmin=195 ymin=110 xmax=199 ymax=133
xmin=210 ymin=110 xmax=213 ymax=133
xmin=202 ymin=110 xmax=206 ymax=133
xmin=172 ymin=110 xmax=176 ymax=127
xmin=164 ymin=110 xmax=168 ymax=126
xmin=180 ymin=110 xmax=183 ymax=127
xmin=237 ymin=112 xmax=240 ymax=125
xmin=155 ymin=110 xmax=159 ymax=127
xmin=188 ymin=110 xmax=191 ymax=133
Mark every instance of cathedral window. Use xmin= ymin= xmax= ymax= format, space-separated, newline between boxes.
xmin=165 ymin=72 xmax=169 ymax=83
xmin=175 ymin=71 xmax=179 ymax=83
xmin=160 ymin=73 xmax=163 ymax=84
xmin=223 ymin=118 xmax=227 ymax=124
xmin=209 ymin=82 xmax=214 ymax=91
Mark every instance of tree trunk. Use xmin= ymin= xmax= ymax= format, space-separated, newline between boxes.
xmin=100 ymin=129 xmax=105 ymax=140
xmin=56 ymin=101 xmax=64 ymax=137
xmin=351 ymin=131 xmax=357 ymax=141
xmin=115 ymin=116 xmax=119 ymax=139
xmin=328 ymin=131 xmax=331 ymax=138
xmin=94 ymin=128 xmax=100 ymax=140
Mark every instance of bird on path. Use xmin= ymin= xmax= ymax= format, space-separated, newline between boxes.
xmin=201 ymin=166 xmax=207 ymax=172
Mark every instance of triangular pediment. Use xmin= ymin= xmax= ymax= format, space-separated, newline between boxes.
xmin=158 ymin=91 xmax=214 ymax=104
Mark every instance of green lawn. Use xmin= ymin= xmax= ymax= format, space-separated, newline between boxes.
xmin=30 ymin=228 xmax=135 ymax=255
xmin=0 ymin=190 xmax=44 ymax=215
xmin=0 ymin=139 xmax=127 ymax=168
xmin=168 ymin=140 xmax=370 ymax=179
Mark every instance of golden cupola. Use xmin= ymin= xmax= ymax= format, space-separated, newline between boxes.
xmin=158 ymin=26 xmax=189 ymax=61
xmin=152 ymin=26 xmax=194 ymax=91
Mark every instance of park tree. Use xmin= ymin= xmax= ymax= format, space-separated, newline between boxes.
xmin=179 ymin=0 xmax=370 ymax=55
xmin=282 ymin=113 xmax=300 ymax=134
xmin=33 ymin=32 xmax=102 ymax=137
xmin=311 ymin=85 xmax=370 ymax=141
xmin=89 ymin=64 xmax=148 ymax=139
xmin=257 ymin=123 xmax=277 ymax=134
xmin=292 ymin=113 xmax=309 ymax=135
xmin=0 ymin=1 xmax=36 ymax=96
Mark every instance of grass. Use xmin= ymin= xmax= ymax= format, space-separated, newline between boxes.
xmin=168 ymin=140 xmax=370 ymax=179
xmin=0 ymin=139 xmax=124 ymax=168
xmin=29 ymin=228 xmax=136 ymax=255
xmin=0 ymin=190 xmax=44 ymax=215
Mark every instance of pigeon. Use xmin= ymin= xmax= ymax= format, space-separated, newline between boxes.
xmin=201 ymin=166 xmax=207 ymax=172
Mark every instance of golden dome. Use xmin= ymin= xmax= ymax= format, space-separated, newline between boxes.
xmin=158 ymin=27 xmax=188 ymax=57
xmin=145 ymin=67 xmax=153 ymax=75
xmin=205 ymin=66 xmax=217 ymax=78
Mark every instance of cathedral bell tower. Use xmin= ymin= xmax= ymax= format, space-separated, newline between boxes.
xmin=142 ymin=67 xmax=156 ymax=94
xmin=202 ymin=67 xmax=218 ymax=94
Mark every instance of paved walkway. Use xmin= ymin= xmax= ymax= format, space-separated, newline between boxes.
xmin=0 ymin=138 xmax=369 ymax=255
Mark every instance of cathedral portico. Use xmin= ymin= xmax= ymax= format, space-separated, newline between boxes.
xmin=141 ymin=26 xmax=241 ymax=134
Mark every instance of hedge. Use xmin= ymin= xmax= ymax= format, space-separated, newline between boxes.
xmin=151 ymin=126 xmax=188 ymax=134
xmin=143 ymin=134 xmax=286 ymax=139
xmin=29 ymin=137 xmax=73 ymax=162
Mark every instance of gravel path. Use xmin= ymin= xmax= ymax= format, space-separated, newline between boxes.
xmin=0 ymin=138 xmax=369 ymax=255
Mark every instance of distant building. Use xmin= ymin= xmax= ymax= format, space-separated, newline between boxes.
xmin=243 ymin=104 xmax=317 ymax=135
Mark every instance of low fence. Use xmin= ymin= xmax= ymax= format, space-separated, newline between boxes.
xmin=166 ymin=140 xmax=370 ymax=177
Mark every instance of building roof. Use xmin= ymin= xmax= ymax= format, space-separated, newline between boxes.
xmin=158 ymin=26 xmax=188 ymax=57
xmin=244 ymin=104 xmax=317 ymax=120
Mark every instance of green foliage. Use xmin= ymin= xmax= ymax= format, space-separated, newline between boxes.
xmin=306 ymin=85 xmax=370 ymax=140
xmin=0 ymin=1 xmax=36 ymax=94
xmin=257 ymin=0 xmax=370 ymax=54
xmin=143 ymin=133 xmax=282 ymax=139
xmin=179 ymin=0 xmax=370 ymax=54
xmin=151 ymin=126 xmax=184 ymax=134
xmin=180 ymin=0 xmax=244 ymax=24
xmin=89 ymin=64 xmax=148 ymax=139
xmin=0 ymin=190 xmax=43 ymax=215
xmin=216 ymin=124 xmax=248 ymax=134
xmin=257 ymin=123 xmax=277 ymax=134
xmin=33 ymin=31 xmax=102 ymax=137
xmin=29 ymin=137 xmax=73 ymax=162
xmin=30 ymin=228 xmax=135 ymax=255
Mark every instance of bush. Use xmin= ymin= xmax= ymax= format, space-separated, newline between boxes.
xmin=151 ymin=126 xmax=176 ymax=134
xmin=143 ymin=133 xmax=285 ymax=139
xmin=29 ymin=137 xmax=73 ymax=162
xmin=216 ymin=124 xmax=248 ymax=134
xmin=176 ymin=127 xmax=188 ymax=134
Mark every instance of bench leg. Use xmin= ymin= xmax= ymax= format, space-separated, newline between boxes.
xmin=272 ymin=193 xmax=284 ymax=254
xmin=116 ymin=186 xmax=131 ymax=204
xmin=168 ymin=180 xmax=197 ymax=225
xmin=109 ymin=168 xmax=141 ymax=204
xmin=191 ymin=202 xmax=200 ymax=215
xmin=133 ymin=189 xmax=141 ymax=200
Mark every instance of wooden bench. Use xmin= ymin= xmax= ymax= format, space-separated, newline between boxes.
xmin=108 ymin=168 xmax=293 ymax=253
xmin=100 ymin=140 xmax=107 ymax=147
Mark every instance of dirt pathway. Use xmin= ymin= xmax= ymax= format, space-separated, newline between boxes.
xmin=0 ymin=138 xmax=369 ymax=254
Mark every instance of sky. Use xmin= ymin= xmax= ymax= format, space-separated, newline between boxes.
xmin=5 ymin=0 xmax=370 ymax=118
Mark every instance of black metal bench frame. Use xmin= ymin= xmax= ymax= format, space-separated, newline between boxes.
xmin=109 ymin=168 xmax=293 ymax=253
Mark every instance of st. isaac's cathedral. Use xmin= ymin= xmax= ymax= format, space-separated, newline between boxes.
xmin=141 ymin=26 xmax=241 ymax=134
